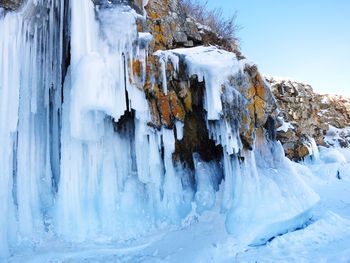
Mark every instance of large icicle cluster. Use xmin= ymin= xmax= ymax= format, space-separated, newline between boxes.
xmin=0 ymin=0 xmax=64 ymax=256
xmin=154 ymin=47 xmax=319 ymax=244
xmin=55 ymin=0 xmax=192 ymax=241
xmin=0 ymin=0 xmax=319 ymax=258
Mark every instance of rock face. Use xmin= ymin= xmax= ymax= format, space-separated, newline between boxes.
xmin=3 ymin=0 xmax=344 ymax=164
xmin=96 ymin=0 xmax=240 ymax=53
xmin=144 ymin=0 xmax=242 ymax=57
xmin=121 ymin=0 xmax=277 ymax=167
xmin=268 ymin=77 xmax=350 ymax=160
xmin=0 ymin=0 xmax=23 ymax=10
xmin=145 ymin=0 xmax=202 ymax=50
xmin=147 ymin=5 xmax=278 ymax=164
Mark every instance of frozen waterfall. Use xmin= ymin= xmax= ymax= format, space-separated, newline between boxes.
xmin=0 ymin=0 xmax=319 ymax=258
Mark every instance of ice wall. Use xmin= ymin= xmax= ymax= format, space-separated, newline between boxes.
xmin=0 ymin=0 xmax=319 ymax=258
xmin=55 ymin=0 xmax=195 ymax=241
xmin=0 ymin=0 xmax=64 ymax=256
xmin=157 ymin=47 xmax=319 ymax=244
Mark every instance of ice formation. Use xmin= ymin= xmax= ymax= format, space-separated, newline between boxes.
xmin=0 ymin=0 xmax=320 ymax=258
xmin=0 ymin=0 xmax=64 ymax=256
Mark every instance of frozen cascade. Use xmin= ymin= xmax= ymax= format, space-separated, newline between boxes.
xmin=0 ymin=0 xmax=320 ymax=258
xmin=55 ymin=0 xmax=193 ymax=241
xmin=309 ymin=137 xmax=320 ymax=163
xmin=0 ymin=0 xmax=64 ymax=257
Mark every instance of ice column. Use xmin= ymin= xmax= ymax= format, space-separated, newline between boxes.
xmin=0 ymin=0 xmax=64 ymax=257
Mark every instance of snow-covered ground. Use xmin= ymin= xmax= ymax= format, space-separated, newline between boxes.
xmin=8 ymin=148 xmax=350 ymax=263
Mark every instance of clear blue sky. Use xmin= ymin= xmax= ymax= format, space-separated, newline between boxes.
xmin=201 ymin=0 xmax=350 ymax=96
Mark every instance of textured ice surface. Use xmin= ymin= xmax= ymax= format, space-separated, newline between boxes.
xmin=0 ymin=0 xmax=64 ymax=257
xmin=223 ymin=141 xmax=319 ymax=245
xmin=8 ymin=147 xmax=350 ymax=262
xmin=0 ymin=0 xmax=323 ymax=260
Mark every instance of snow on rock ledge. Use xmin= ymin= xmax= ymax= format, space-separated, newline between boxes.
xmin=155 ymin=46 xmax=242 ymax=120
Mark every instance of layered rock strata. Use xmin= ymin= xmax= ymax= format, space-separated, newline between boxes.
xmin=268 ymin=77 xmax=350 ymax=160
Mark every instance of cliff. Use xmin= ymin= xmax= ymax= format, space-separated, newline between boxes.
xmin=268 ymin=77 xmax=350 ymax=160
xmin=89 ymin=0 xmax=277 ymax=167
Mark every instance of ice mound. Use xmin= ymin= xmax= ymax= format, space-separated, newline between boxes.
xmin=224 ymin=141 xmax=319 ymax=245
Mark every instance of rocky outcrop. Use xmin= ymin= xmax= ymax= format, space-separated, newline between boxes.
xmin=144 ymin=0 xmax=202 ymax=50
xmin=122 ymin=0 xmax=277 ymax=168
xmin=93 ymin=0 xmax=202 ymax=50
xmin=125 ymin=0 xmax=348 ymax=162
xmin=268 ymin=77 xmax=350 ymax=160
xmin=92 ymin=0 xmax=239 ymax=53
xmin=145 ymin=54 xmax=277 ymax=168
xmin=0 ymin=0 xmax=23 ymax=10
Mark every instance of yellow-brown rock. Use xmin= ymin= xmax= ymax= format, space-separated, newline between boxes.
xmin=132 ymin=59 xmax=142 ymax=79
xmin=169 ymin=91 xmax=185 ymax=121
xmin=268 ymin=76 xmax=350 ymax=160
xmin=297 ymin=146 xmax=310 ymax=159
xmin=159 ymin=93 xmax=172 ymax=127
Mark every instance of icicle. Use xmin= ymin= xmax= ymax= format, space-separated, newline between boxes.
xmin=0 ymin=11 xmax=20 ymax=257
xmin=224 ymin=141 xmax=319 ymax=245
xmin=309 ymin=137 xmax=320 ymax=163
xmin=161 ymin=128 xmax=192 ymax=222
xmin=156 ymin=46 xmax=242 ymax=120
xmin=154 ymin=51 xmax=179 ymax=95
xmin=175 ymin=121 xmax=184 ymax=141
xmin=0 ymin=0 xmax=64 ymax=257
xmin=193 ymin=154 xmax=218 ymax=214
xmin=56 ymin=0 xmax=159 ymax=241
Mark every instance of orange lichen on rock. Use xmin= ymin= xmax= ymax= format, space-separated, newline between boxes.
xmin=234 ymin=64 xmax=277 ymax=150
xmin=152 ymin=25 xmax=168 ymax=50
xmin=245 ymin=84 xmax=256 ymax=100
xmin=148 ymin=98 xmax=161 ymax=127
xmin=132 ymin=59 xmax=142 ymax=79
xmin=255 ymin=73 xmax=266 ymax=99
xmin=159 ymin=93 xmax=172 ymax=127
xmin=254 ymin=96 xmax=267 ymax=126
xmin=147 ymin=9 xmax=160 ymax=20
xmin=170 ymin=91 xmax=185 ymax=121
xmin=241 ymin=103 xmax=255 ymax=148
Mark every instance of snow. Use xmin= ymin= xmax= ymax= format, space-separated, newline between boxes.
xmin=276 ymin=116 xmax=294 ymax=132
xmin=155 ymin=46 xmax=244 ymax=120
xmin=265 ymin=75 xmax=313 ymax=87
xmin=325 ymin=125 xmax=350 ymax=147
xmin=6 ymin=147 xmax=350 ymax=262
